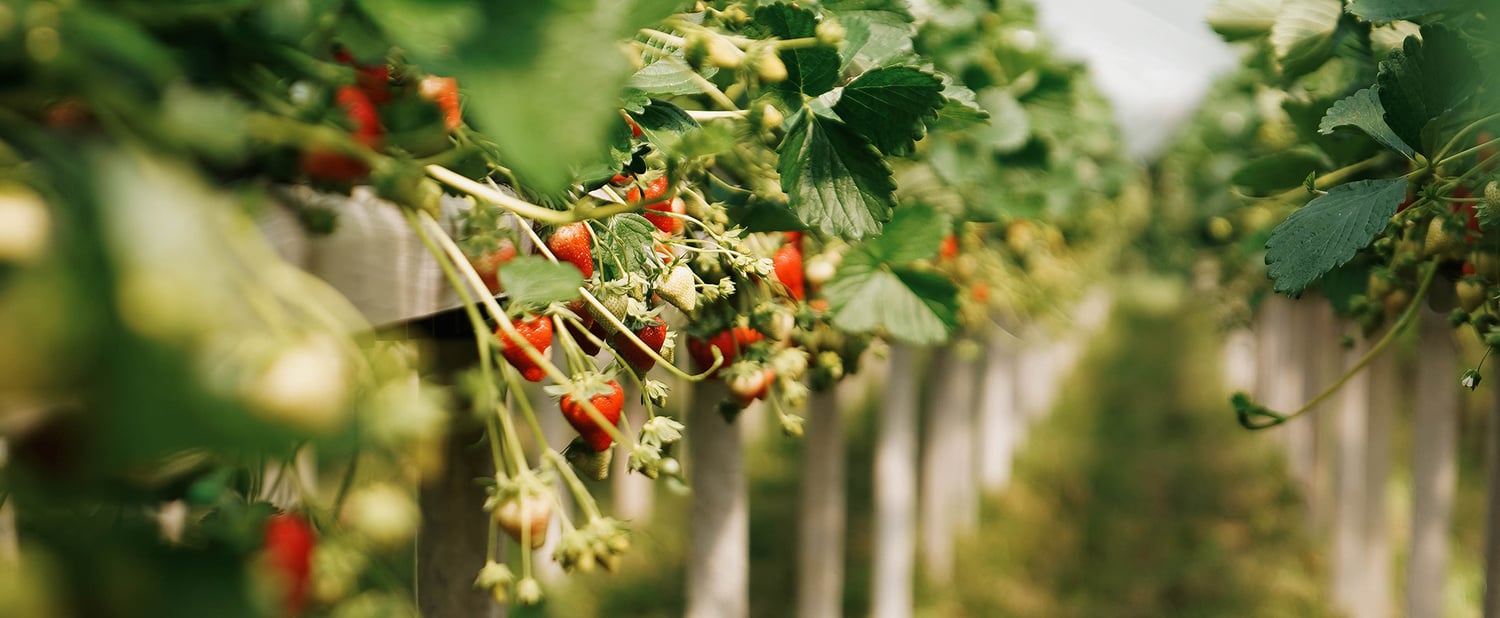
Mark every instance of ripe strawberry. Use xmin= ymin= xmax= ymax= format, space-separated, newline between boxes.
xmin=773 ymin=243 xmax=805 ymax=301
xmin=498 ymin=317 xmax=553 ymax=382
xmin=971 ymin=281 xmax=990 ymax=304
xmin=301 ymin=86 xmax=383 ymax=182
xmin=726 ymin=364 xmax=775 ymax=407
xmin=610 ymin=173 xmax=634 ymax=186
xmin=625 ymin=116 xmax=643 ymax=139
xmin=628 ymin=176 xmax=684 ymax=235
xmin=333 ymin=48 xmax=391 ymax=104
xmin=939 ymin=234 xmax=959 ymax=260
xmin=418 ymin=75 xmax=462 ymax=132
xmin=547 ymin=223 xmax=595 ymax=279
xmin=470 ymin=238 xmax=517 ymax=294
xmin=614 ymin=317 xmax=667 ymax=373
xmin=687 ymin=326 xmax=764 ymax=375
xmin=657 ymin=265 xmax=697 ymax=313
xmin=263 ymin=513 xmax=316 ymax=616
xmin=494 ymin=491 xmax=552 ymax=549
xmin=560 ymin=379 xmax=625 ymax=451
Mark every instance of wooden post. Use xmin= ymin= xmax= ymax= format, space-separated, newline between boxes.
xmin=797 ymin=389 xmax=846 ymax=618
xmin=871 ymin=343 xmax=920 ymax=618
xmin=1280 ymin=300 xmax=1315 ymax=515
xmin=686 ymin=380 xmax=747 ymax=618
xmin=1484 ymin=357 xmax=1500 ymax=618
xmin=919 ymin=347 xmax=975 ymax=584
xmin=1332 ymin=333 xmax=1370 ymax=615
xmin=417 ymin=424 xmax=501 ymax=618
xmin=1408 ymin=310 xmax=1457 ymax=618
xmin=1361 ymin=349 xmax=1397 ymax=618
xmin=979 ymin=335 xmax=1018 ymax=492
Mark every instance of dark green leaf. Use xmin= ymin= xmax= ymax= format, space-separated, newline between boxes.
xmin=628 ymin=99 xmax=701 ymax=141
xmin=823 ymin=262 xmax=957 ymax=344
xmin=1231 ymin=148 xmax=1325 ymax=196
xmin=1377 ymin=25 xmax=1480 ymax=155
xmin=499 ymin=256 xmax=584 ymax=308
xmin=1315 ymin=258 xmax=1372 ymax=315
xmin=778 ymin=111 xmax=897 ymax=239
xmin=1265 ymin=177 xmax=1408 ymax=295
xmin=831 ymin=66 xmax=946 ymax=156
xmin=725 ymin=199 xmax=805 ymax=233
xmin=755 ymin=4 xmax=841 ymax=99
xmin=1317 ymin=87 xmax=1414 ymax=158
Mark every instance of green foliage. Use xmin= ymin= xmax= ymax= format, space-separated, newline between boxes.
xmin=777 ymin=110 xmax=898 ymax=239
xmin=500 ymin=256 xmax=585 ymax=308
xmin=1264 ymin=177 xmax=1408 ymax=295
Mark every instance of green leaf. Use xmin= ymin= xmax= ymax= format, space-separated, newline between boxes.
xmin=1268 ymin=0 xmax=1343 ymax=78
xmin=862 ymin=204 xmax=951 ymax=263
xmin=823 ymin=262 xmax=958 ymax=344
xmin=499 ymin=256 xmax=584 ymax=308
xmin=628 ymin=99 xmax=701 ymax=142
xmin=1206 ymin=0 xmax=1283 ymax=41
xmin=1317 ymin=87 xmax=1415 ymax=158
xmin=1347 ymin=0 xmax=1468 ymax=21
xmin=973 ymin=88 xmax=1030 ymax=153
xmin=1377 ymin=25 xmax=1480 ymax=156
xmin=754 ymin=4 xmax=841 ymax=99
xmin=831 ymin=9 xmax=916 ymax=70
xmin=626 ymin=56 xmax=718 ymax=97
xmin=601 ymin=214 xmax=660 ymax=275
xmin=1232 ymin=148 xmax=1325 ymax=196
xmin=936 ymin=77 xmax=990 ymax=124
xmin=831 ymin=66 xmax=945 ymax=156
xmin=1264 ymin=177 xmax=1408 ymax=295
xmin=778 ymin=111 xmax=897 ymax=240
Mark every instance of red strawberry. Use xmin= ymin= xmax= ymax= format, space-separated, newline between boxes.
xmin=263 ymin=513 xmax=316 ymax=616
xmin=628 ymin=176 xmax=684 ymax=235
xmin=547 ymin=223 xmax=595 ymax=279
xmin=613 ymin=317 xmax=667 ymax=373
xmin=610 ymin=173 xmax=634 ymax=186
xmin=939 ymin=234 xmax=958 ymax=260
xmin=560 ymin=380 xmax=624 ymax=451
xmin=687 ymin=327 xmax=764 ymax=376
xmin=418 ymin=75 xmax=462 ymax=132
xmin=301 ymin=86 xmax=383 ymax=182
xmin=498 ymin=317 xmax=553 ymax=382
xmin=727 ymin=365 xmax=775 ymax=407
xmin=333 ymin=49 xmax=391 ymax=104
xmin=470 ymin=238 xmax=517 ymax=294
xmin=773 ymin=244 xmax=805 ymax=301
xmin=1479 ymin=130 xmax=1496 ymax=169
xmin=784 ymin=231 xmax=803 ymax=245
xmin=625 ymin=116 xmax=643 ymax=138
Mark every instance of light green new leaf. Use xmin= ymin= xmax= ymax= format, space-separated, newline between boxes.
xmin=974 ymin=88 xmax=1030 ymax=153
xmin=1268 ymin=0 xmax=1342 ymax=78
xmin=1206 ymin=0 xmax=1283 ymax=40
xmin=832 ymin=66 xmax=946 ymax=156
xmin=824 ymin=262 xmax=958 ymax=344
xmin=864 ymin=204 xmax=951 ymax=263
xmin=627 ymin=57 xmax=720 ymax=98
xmin=1264 ymin=177 xmax=1408 ymax=295
xmin=936 ymin=77 xmax=990 ymax=124
xmin=1317 ymin=87 xmax=1415 ymax=159
xmin=833 ymin=9 xmax=916 ymax=70
xmin=778 ymin=111 xmax=897 ymax=240
xmin=499 ymin=256 xmax=584 ymax=309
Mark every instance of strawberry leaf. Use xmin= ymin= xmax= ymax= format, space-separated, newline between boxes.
xmin=831 ymin=65 xmax=946 ymax=156
xmin=754 ymin=4 xmax=841 ymax=100
xmin=628 ymin=99 xmax=701 ymax=141
xmin=1264 ymin=177 xmax=1408 ymax=296
xmin=1376 ymin=25 xmax=1479 ymax=156
xmin=500 ymin=256 xmax=584 ymax=309
xmin=1347 ymin=0 xmax=1469 ymax=21
xmin=823 ymin=260 xmax=957 ymax=345
xmin=778 ymin=110 xmax=897 ymax=240
xmin=1206 ymin=0 xmax=1281 ymax=41
xmin=1231 ymin=148 xmax=1325 ymax=197
xmin=601 ymin=214 xmax=659 ymax=275
xmin=862 ymin=204 xmax=950 ymax=263
xmin=829 ymin=8 xmax=916 ymax=71
xmin=936 ymin=77 xmax=990 ymax=125
xmin=1268 ymin=0 xmax=1342 ymax=79
xmin=627 ymin=55 xmax=718 ymax=98
xmin=1317 ymin=87 xmax=1415 ymax=159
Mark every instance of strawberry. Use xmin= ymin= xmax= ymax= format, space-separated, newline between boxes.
xmin=493 ymin=491 xmax=553 ymax=549
xmin=498 ymin=317 xmax=554 ymax=382
xmin=567 ymin=317 xmax=606 ymax=356
xmin=263 ymin=513 xmax=316 ymax=616
xmin=1425 ymin=217 xmax=1467 ymax=260
xmin=1479 ymin=130 xmax=1496 ymax=169
xmin=1458 ymin=277 xmax=1487 ymax=313
xmin=547 ymin=223 xmax=595 ymax=279
xmin=628 ymin=176 xmax=685 ymax=235
xmin=625 ymin=116 xmax=643 ymax=139
xmin=418 ymin=75 xmax=462 ymax=132
xmin=657 ymin=265 xmax=697 ymax=313
xmin=559 ymin=379 xmax=625 ymax=451
xmin=939 ymin=234 xmax=958 ymax=260
xmin=333 ymin=48 xmax=391 ymax=104
xmin=610 ymin=173 xmax=634 ymax=186
xmin=301 ymin=86 xmax=383 ymax=182
xmin=470 ymin=238 xmax=517 ymax=294
xmin=613 ymin=317 xmax=667 ymax=373
xmin=772 ymin=243 xmax=805 ymax=301
xmin=726 ymin=364 xmax=775 ymax=407
xmin=687 ymin=326 xmax=764 ymax=376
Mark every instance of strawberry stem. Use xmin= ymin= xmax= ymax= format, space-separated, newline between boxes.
xmin=1233 ymin=260 xmax=1439 ymax=429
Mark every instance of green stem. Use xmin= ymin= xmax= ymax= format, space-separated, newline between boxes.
xmin=1436 ymin=136 xmax=1500 ymax=169
xmin=1432 ymin=111 xmax=1500 ymax=164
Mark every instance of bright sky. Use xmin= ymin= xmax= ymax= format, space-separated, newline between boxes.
xmin=1033 ymin=0 xmax=1238 ymax=160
